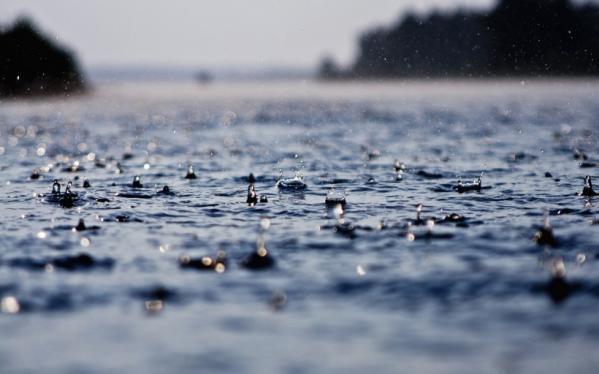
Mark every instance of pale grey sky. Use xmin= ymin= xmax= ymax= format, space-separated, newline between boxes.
xmin=0 ymin=0 xmax=494 ymax=69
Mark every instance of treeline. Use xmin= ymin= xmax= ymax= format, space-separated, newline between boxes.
xmin=0 ymin=18 xmax=85 ymax=97
xmin=320 ymin=0 xmax=599 ymax=79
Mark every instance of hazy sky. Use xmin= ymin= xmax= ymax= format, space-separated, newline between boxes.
xmin=0 ymin=0 xmax=494 ymax=69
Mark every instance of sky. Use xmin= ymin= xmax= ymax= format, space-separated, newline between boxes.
xmin=0 ymin=0 xmax=494 ymax=69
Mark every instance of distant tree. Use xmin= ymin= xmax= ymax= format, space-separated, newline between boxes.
xmin=330 ymin=0 xmax=599 ymax=79
xmin=0 ymin=17 xmax=86 ymax=97
xmin=318 ymin=56 xmax=343 ymax=79
xmin=487 ymin=0 xmax=599 ymax=75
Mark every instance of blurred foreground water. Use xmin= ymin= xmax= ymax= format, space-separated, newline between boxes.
xmin=0 ymin=80 xmax=598 ymax=373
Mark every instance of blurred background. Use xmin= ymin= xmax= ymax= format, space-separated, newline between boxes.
xmin=0 ymin=0 xmax=496 ymax=81
xmin=2 ymin=0 xmax=599 ymax=91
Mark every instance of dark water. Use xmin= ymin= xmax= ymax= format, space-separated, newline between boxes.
xmin=0 ymin=80 xmax=598 ymax=373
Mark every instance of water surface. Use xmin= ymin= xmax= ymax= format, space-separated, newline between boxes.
xmin=0 ymin=80 xmax=598 ymax=373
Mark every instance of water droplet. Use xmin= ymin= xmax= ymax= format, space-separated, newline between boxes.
xmin=1 ymin=296 xmax=20 ymax=314
xmin=426 ymin=219 xmax=435 ymax=232
xmin=356 ymin=265 xmax=366 ymax=276
xmin=77 ymin=143 xmax=88 ymax=152
xmin=551 ymin=259 xmax=566 ymax=278
xmin=215 ymin=263 xmax=226 ymax=273
xmin=144 ymin=300 xmax=164 ymax=314
xmin=260 ymin=217 xmax=271 ymax=231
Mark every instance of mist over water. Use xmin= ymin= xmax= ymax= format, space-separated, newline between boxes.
xmin=0 ymin=80 xmax=598 ymax=373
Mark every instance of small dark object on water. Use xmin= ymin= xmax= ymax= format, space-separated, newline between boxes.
xmin=361 ymin=146 xmax=380 ymax=160
xmin=534 ymin=214 xmax=556 ymax=246
xmin=411 ymin=203 xmax=427 ymax=226
xmin=240 ymin=247 xmax=275 ymax=270
xmin=185 ymin=164 xmax=197 ymax=179
xmin=7 ymin=253 xmax=114 ymax=272
xmin=543 ymin=259 xmax=579 ymax=304
xmin=116 ymin=191 xmax=153 ymax=199
xmin=116 ymin=215 xmax=129 ymax=222
xmin=579 ymin=161 xmax=597 ymax=168
xmin=51 ymin=253 xmax=114 ymax=271
xmin=325 ymin=196 xmax=346 ymax=207
xmin=108 ymin=214 xmax=144 ymax=223
xmin=508 ymin=152 xmax=538 ymax=163
xmin=334 ymin=222 xmax=356 ymax=238
xmin=131 ymin=175 xmax=143 ymax=188
xmin=179 ymin=251 xmax=227 ymax=272
xmin=259 ymin=195 xmax=268 ymax=203
xmin=367 ymin=150 xmax=381 ymax=160
xmin=122 ymin=152 xmax=134 ymax=160
xmin=544 ymin=171 xmax=560 ymax=181
xmin=443 ymin=213 xmax=466 ymax=223
xmin=113 ymin=214 xmax=141 ymax=223
xmin=61 ymin=161 xmax=85 ymax=173
xmin=580 ymin=175 xmax=597 ymax=196
xmin=74 ymin=219 xmax=87 ymax=231
xmin=535 ymin=228 xmax=556 ymax=246
xmin=247 ymin=184 xmax=258 ymax=205
xmin=83 ymin=179 xmax=91 ymax=188
xmin=52 ymin=179 xmax=61 ymax=194
xmin=196 ymin=71 xmax=212 ymax=84
xmin=454 ymin=177 xmax=482 ymax=193
xmin=276 ymin=175 xmax=307 ymax=191
xmin=157 ymin=185 xmax=174 ymax=196
xmin=115 ymin=162 xmax=124 ymax=174
xmin=73 ymin=219 xmax=100 ymax=232
xmin=60 ymin=181 xmax=76 ymax=208
xmin=325 ymin=189 xmax=346 ymax=207
xmin=42 ymin=180 xmax=80 ymax=208
xmin=138 ymin=285 xmax=178 ymax=302
xmin=544 ymin=276 xmax=579 ymax=304
xmin=421 ymin=231 xmax=454 ymax=240
xmin=30 ymin=169 xmax=41 ymax=180
xmin=394 ymin=160 xmax=406 ymax=173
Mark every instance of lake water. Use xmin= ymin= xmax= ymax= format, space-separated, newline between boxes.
xmin=0 ymin=80 xmax=598 ymax=373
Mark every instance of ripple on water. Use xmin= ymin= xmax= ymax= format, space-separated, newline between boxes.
xmin=0 ymin=81 xmax=598 ymax=373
